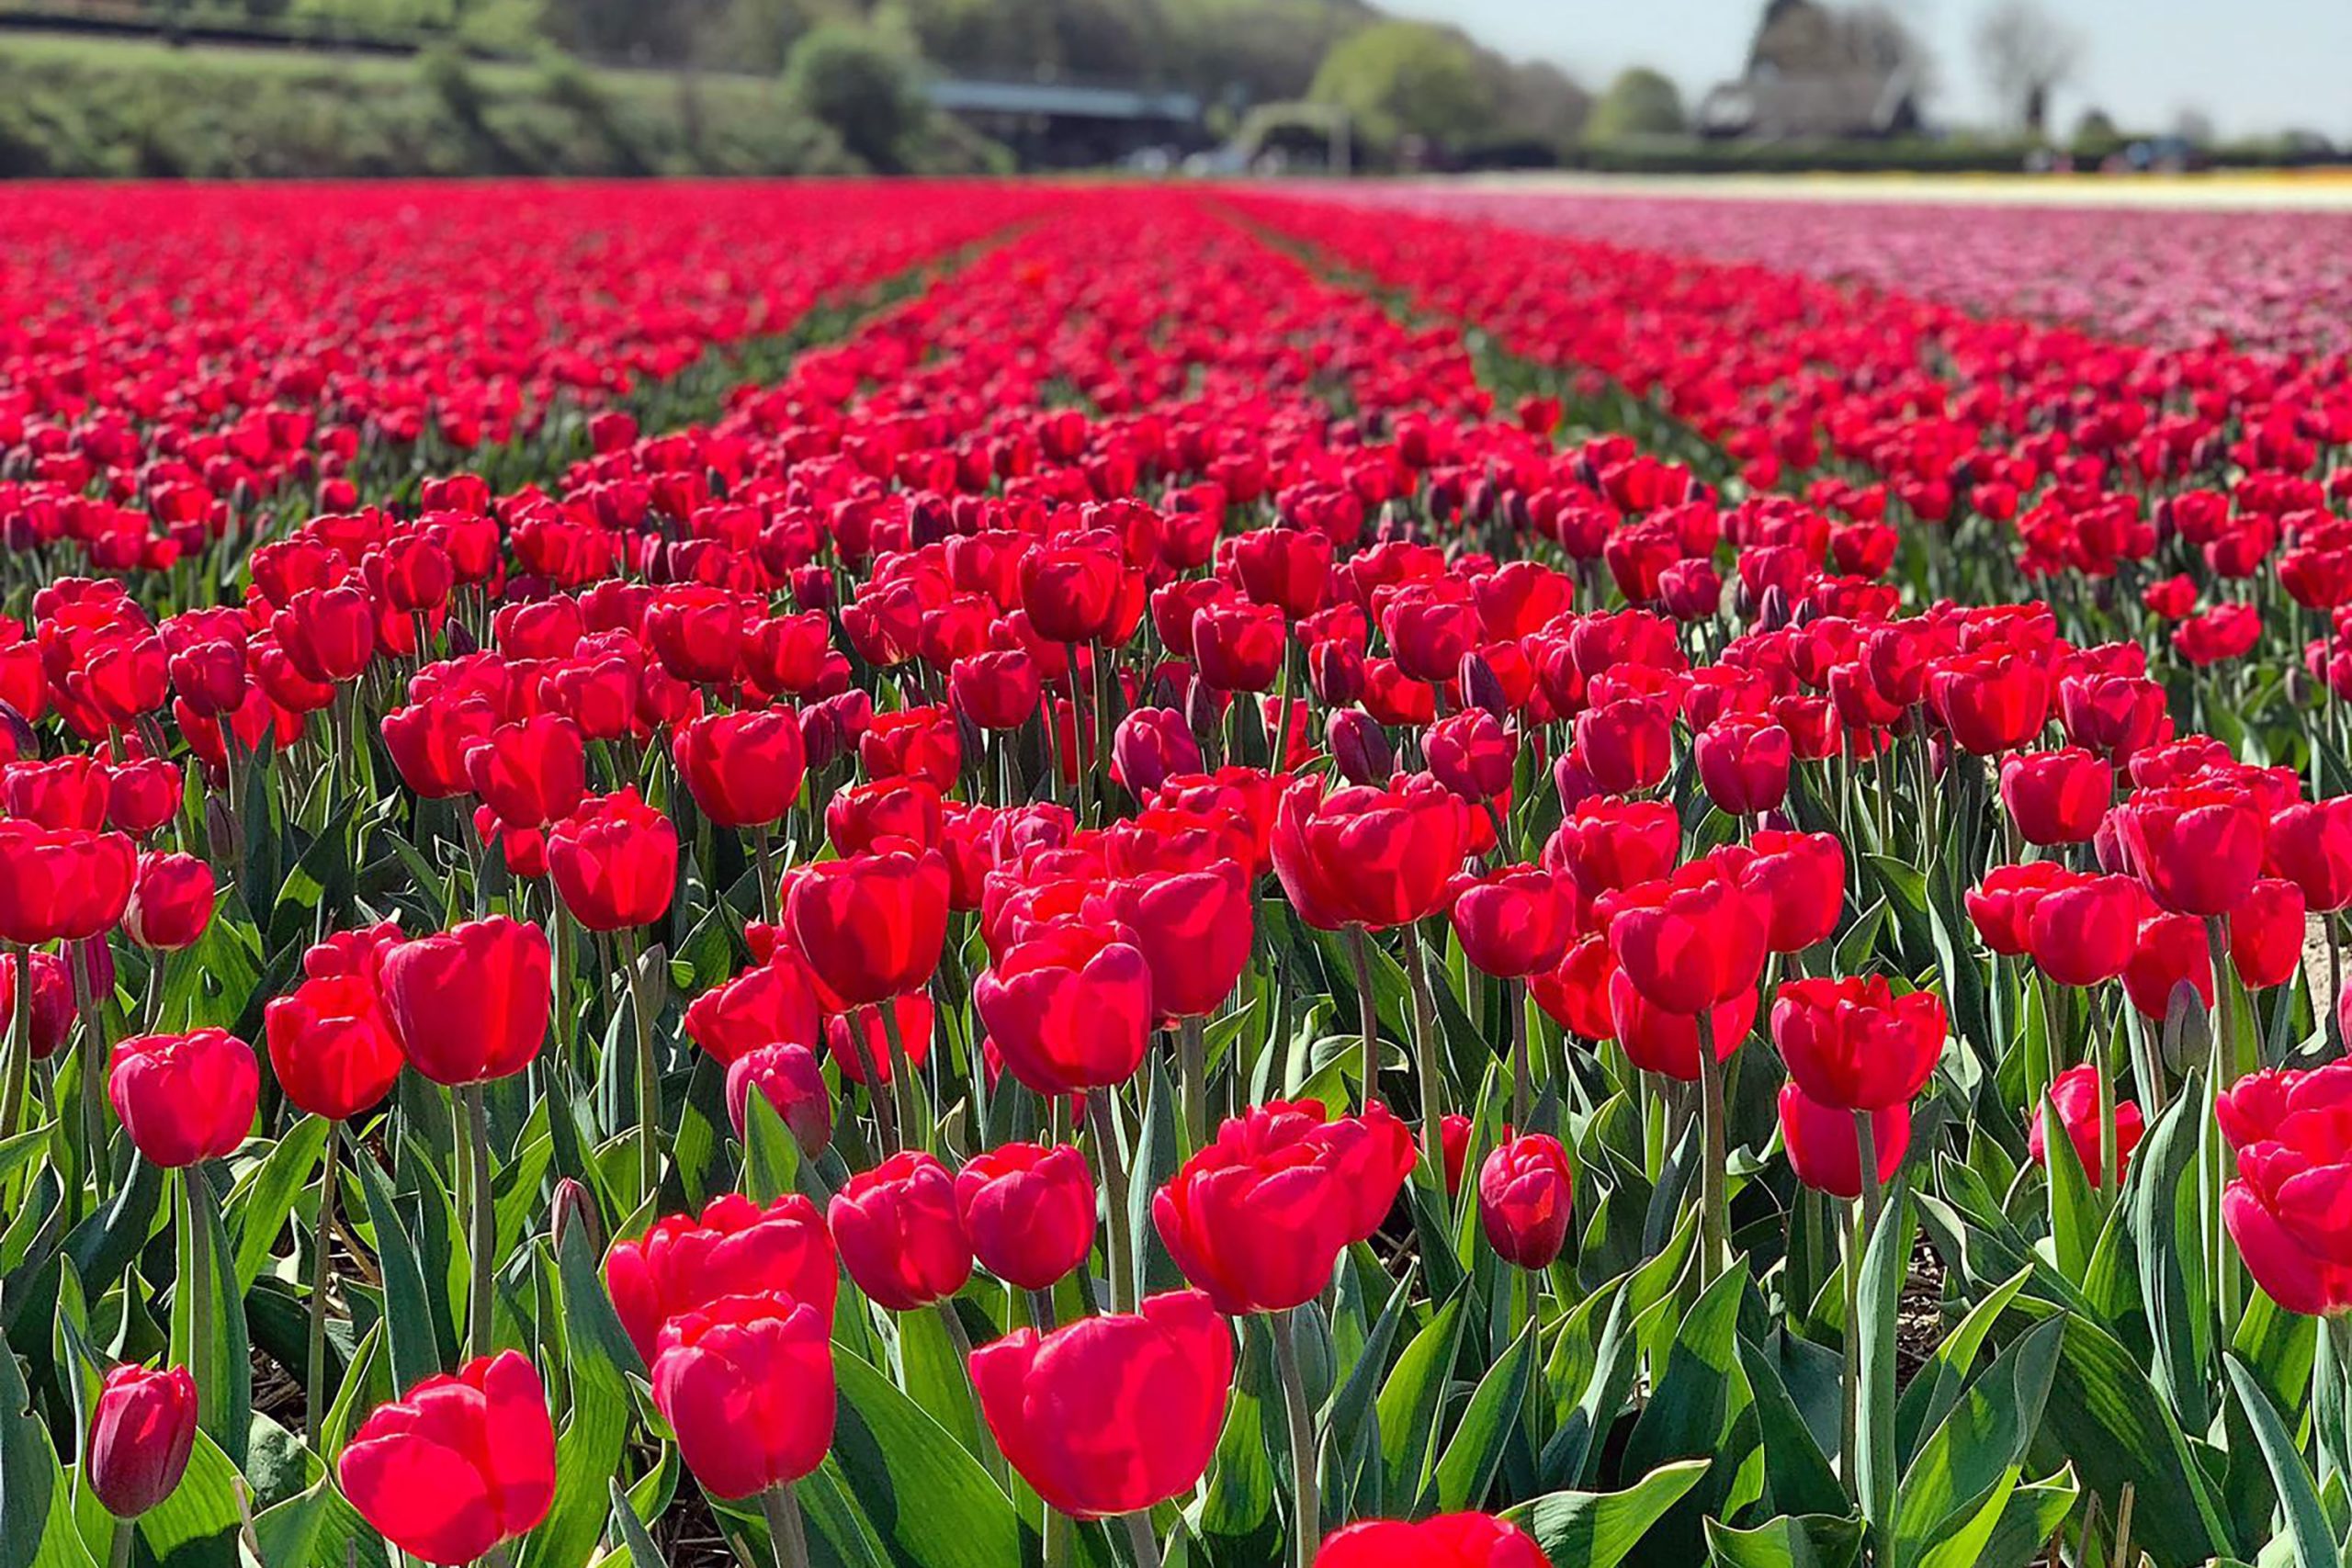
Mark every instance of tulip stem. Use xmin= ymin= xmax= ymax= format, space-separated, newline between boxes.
xmin=760 ymin=1483 xmax=811 ymax=1568
xmin=1839 ymin=1197 xmax=1862 ymax=1503
xmin=1121 ymin=1512 xmax=1162 ymax=1568
xmin=1089 ymin=1089 xmax=1136 ymax=1313
xmin=1398 ymin=926 xmax=1445 ymax=1193
xmin=2204 ymin=915 xmax=2246 ymax=1330
xmin=72 ymin=942 xmax=109 ymax=1201
xmin=461 ymin=1083 xmax=496 ymax=1357
xmin=1177 ymin=1015 xmax=1207 ymax=1154
xmin=876 ymin=1000 xmax=921 ymax=1156
xmin=549 ymin=900 xmax=576 ymax=1077
xmin=933 ymin=1300 xmax=1006 ymax=1484
xmin=1695 ymin=1012 xmax=1730 ymax=1285
xmin=307 ymin=1121 xmax=341 ymax=1438
xmin=844 ymin=1010 xmax=897 ymax=1153
xmin=0 ymin=941 xmax=31 ymax=1147
xmin=178 ymin=1166 xmax=218 ymax=1438
xmin=1510 ymin=979 xmax=1531 ymax=1129
xmin=107 ymin=1517 xmax=133 ymax=1568
xmin=625 ymin=928 xmax=663 ymax=1202
xmin=750 ymin=822 xmax=780 ymax=925
xmin=1852 ymin=1111 xmax=1883 ymax=1238
xmin=1345 ymin=926 xmax=1380 ymax=1111
xmin=1270 ymin=1309 xmax=1319 ymax=1567
xmin=2095 ymin=1028 xmax=2120 ymax=1200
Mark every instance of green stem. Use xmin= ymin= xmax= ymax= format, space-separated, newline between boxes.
xmin=0 ymin=941 xmax=33 ymax=1145
xmin=1122 ymin=1512 xmax=1163 ymax=1568
xmin=462 ymin=1083 xmax=496 ymax=1358
xmin=73 ymin=942 xmax=109 ymax=1200
xmin=1510 ymin=979 xmax=1531 ymax=1129
xmin=1270 ymin=1309 xmax=1320 ymax=1566
xmin=307 ymin=1122 xmax=340 ymax=1438
xmin=1853 ymin=1111 xmax=1883 ymax=1238
xmin=625 ymin=928 xmax=663 ymax=1202
xmin=844 ymin=1006 xmax=896 ymax=1154
xmin=1176 ymin=1015 xmax=1207 ymax=1154
xmin=1840 ymin=1198 xmax=1862 ymax=1503
xmin=876 ymin=998 xmax=922 ymax=1156
xmin=180 ymin=1167 xmax=216 ymax=1437
xmin=1398 ymin=925 xmax=1446 ymax=1193
xmin=1695 ymin=1011 xmax=1730 ymax=1284
xmin=1345 ymin=925 xmax=1380 ymax=1111
xmin=1090 ymin=1089 xmax=1136 ymax=1313
xmin=107 ymin=1518 xmax=134 ymax=1568
xmin=759 ymin=1483 xmax=811 ymax=1568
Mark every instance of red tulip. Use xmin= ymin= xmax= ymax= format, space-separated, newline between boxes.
xmin=1927 ymin=649 xmax=2050 ymax=754
xmin=1425 ymin=709 xmax=1516 ymax=803
xmin=786 ymin=840 xmax=949 ymax=1008
xmin=105 ymin=756 xmax=183 ymax=838
xmin=1530 ymin=934 xmax=1617 ymax=1041
xmin=463 ymin=714 xmax=585 ymax=829
xmin=1307 ymin=1100 xmax=1417 ymax=1243
xmin=1730 ymin=829 xmax=1844 ymax=954
xmin=2232 ymin=877 xmax=2308 ymax=989
xmin=1605 ymin=855 xmax=1768 ymax=1014
xmin=0 ymin=821 xmax=135 ymax=942
xmin=1608 ymin=969 xmax=1756 ymax=1081
xmin=606 ymin=1192 xmax=839 ymax=1361
xmin=1771 ymin=975 xmax=1945 ymax=1111
xmin=1440 ymin=1112 xmax=1473 ymax=1198
xmin=1229 ymin=527 xmax=1332 ymax=617
xmin=264 ymin=973 xmax=404 ymax=1122
xmin=0 ymin=949 xmax=74 ymax=1061
xmin=1153 ymin=1102 xmax=1351 ymax=1314
xmin=2122 ymin=911 xmax=2216 ymax=1021
xmin=672 ymin=708 xmax=806 ymax=829
xmin=2270 ymin=797 xmax=2352 ymax=912
xmin=338 ymin=1350 xmax=556 ymax=1566
xmin=724 ymin=1043 xmax=832 ymax=1155
xmin=2029 ymin=1064 xmax=2145 ymax=1188
xmin=2113 ymin=784 xmax=2267 ymax=917
xmin=1315 ymin=1513 xmax=1552 ymax=1567
xmin=378 ymin=918 xmax=550 ymax=1086
xmin=828 ymin=1150 xmax=973 ymax=1312
xmin=1271 ymin=773 xmax=1473 ymax=931
xmin=823 ymin=991 xmax=934 ymax=1086
xmin=971 ymin=1290 xmax=1233 ymax=1519
xmin=1109 ymin=707 xmax=1203 ymax=798
xmin=382 ymin=694 xmax=496 ymax=799
xmin=1449 ymin=866 xmax=1577 ymax=979
xmin=650 ymin=1293 xmax=834 ymax=1499
xmin=1193 ymin=599 xmax=1286 ymax=692
xmin=2022 ymin=874 xmax=2143 ymax=987
xmin=974 ymin=921 xmax=1152 ymax=1094
xmin=123 ymin=850 xmax=214 ymax=951
xmin=956 ymin=1141 xmax=1098 ymax=1292
xmin=951 ymin=649 xmax=1043 ymax=732
xmin=1574 ymin=696 xmax=1673 ymax=795
xmin=1694 ymin=716 xmax=1792 ymax=817
xmin=1998 ymin=748 xmax=2113 ymax=846
xmin=107 ymin=1029 xmax=257 ymax=1168
xmin=548 ymin=788 xmax=677 ymax=931
xmin=2216 ymin=1064 xmax=2352 ymax=1316
xmin=88 ymin=1364 xmax=198 ymax=1519
xmin=684 ymin=957 xmax=824 ymax=1066
xmin=1083 ymin=867 xmax=1251 ymax=1020
xmin=860 ymin=705 xmax=961 ymax=791
xmin=1965 ymin=860 xmax=2073 ymax=956
xmin=1780 ymin=1083 xmax=1909 ymax=1201
xmin=1477 ymin=1133 xmax=1575 ymax=1269
xmin=3 ymin=754 xmax=109 ymax=829
xmin=1544 ymin=797 xmax=1679 ymax=905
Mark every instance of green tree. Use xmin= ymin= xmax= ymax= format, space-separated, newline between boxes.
xmin=1307 ymin=18 xmax=1493 ymax=146
xmin=1585 ymin=65 xmax=1685 ymax=141
xmin=2070 ymin=106 xmax=2120 ymax=159
xmin=783 ymin=22 xmax=925 ymax=172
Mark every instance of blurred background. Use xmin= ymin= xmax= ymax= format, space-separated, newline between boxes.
xmin=0 ymin=0 xmax=2342 ymax=180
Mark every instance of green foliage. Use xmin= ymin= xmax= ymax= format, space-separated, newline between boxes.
xmin=781 ymin=21 xmax=925 ymax=174
xmin=1586 ymin=64 xmax=1687 ymax=141
xmin=1307 ymin=17 xmax=1495 ymax=147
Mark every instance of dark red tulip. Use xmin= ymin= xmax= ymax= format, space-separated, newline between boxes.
xmin=1110 ymin=707 xmax=1203 ymax=798
xmin=1574 ymin=696 xmax=1673 ymax=795
xmin=87 ymin=1364 xmax=198 ymax=1519
xmin=1544 ymin=797 xmax=1679 ymax=905
xmin=1450 ymin=866 xmax=1577 ymax=979
xmin=106 ymin=756 xmax=183 ymax=838
xmin=861 ymin=705 xmax=961 ymax=791
xmin=951 ymin=649 xmax=1043 ymax=732
xmin=970 ymin=1290 xmax=1233 ymax=1520
xmin=1440 ymin=1112 xmax=1473 ymax=1198
xmin=976 ymin=922 xmax=1153 ymax=1094
xmin=107 ymin=1029 xmax=257 ymax=1168
xmin=1425 ymin=708 xmax=1515 ymax=804
xmin=956 ymin=1141 xmax=1098 ymax=1292
xmin=828 ymin=1150 xmax=973 ymax=1312
xmin=786 ymin=840 xmax=949 ymax=1009
xmin=1694 ymin=715 xmax=1792 ymax=817
xmin=1315 ymin=1512 xmax=1552 ymax=1566
xmin=339 ymin=1350 xmax=556 ymax=1567
xmin=724 ymin=1043 xmax=832 ymax=1155
xmin=1477 ymin=1133 xmax=1575 ymax=1269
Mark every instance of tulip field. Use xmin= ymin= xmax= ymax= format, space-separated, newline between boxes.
xmin=6 ymin=177 xmax=2352 ymax=1568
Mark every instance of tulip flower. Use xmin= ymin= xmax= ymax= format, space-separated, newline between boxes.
xmin=650 ymin=1292 xmax=834 ymax=1500
xmin=1306 ymin=1100 xmax=1417 ymax=1245
xmin=1770 ymin=976 xmax=1945 ymax=1111
xmin=1779 ymin=1083 xmax=1910 ymax=1201
xmin=547 ymin=787 xmax=677 ymax=932
xmin=672 ymin=707 xmax=809 ymax=830
xmin=1693 ymin=714 xmax=1792 ymax=818
xmin=1271 ymin=773 xmax=1473 ymax=932
xmin=0 ymin=821 xmax=136 ymax=944
xmin=107 ymin=1029 xmax=257 ymax=1169
xmin=1153 ymin=1102 xmax=1351 ymax=1316
xmin=87 ymin=1364 xmax=197 ymax=1519
xmin=786 ymin=839 xmax=950 ymax=1010
xmin=607 ymin=1192 xmax=839 ymax=1361
xmin=339 ymin=1350 xmax=557 ymax=1566
xmin=684 ymin=956 xmax=825 ymax=1066
xmin=2112 ymin=784 xmax=2267 ymax=919
xmin=956 ymin=1141 xmax=1098 ymax=1292
xmin=828 ymin=1150 xmax=974 ymax=1313
xmin=1998 ymin=747 xmax=2113 ymax=845
xmin=2029 ymin=1063 xmax=2145 ymax=1190
xmin=1314 ymin=1514 xmax=1553 ymax=1566
xmin=974 ymin=921 xmax=1154 ymax=1095
xmin=970 ymin=1290 xmax=1233 ymax=1526
xmin=463 ymin=713 xmax=586 ymax=829
xmin=379 ymin=917 xmax=550 ymax=1087
xmin=122 ymin=850 xmax=214 ymax=952
xmin=2216 ymin=1064 xmax=2352 ymax=1317
xmin=2021 ymin=873 xmax=2143 ymax=988
xmin=724 ymin=1043 xmax=833 ymax=1156
xmin=1477 ymin=1133 xmax=1575 ymax=1270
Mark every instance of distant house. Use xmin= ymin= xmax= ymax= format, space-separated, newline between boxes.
xmin=1696 ymin=0 xmax=1926 ymax=141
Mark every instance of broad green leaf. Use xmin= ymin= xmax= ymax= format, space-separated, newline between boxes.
xmin=1502 ymin=1459 xmax=1710 ymax=1568
xmin=1892 ymin=1317 xmax=2061 ymax=1568
xmin=1894 ymin=1268 xmax=2029 ymax=1468
xmin=1624 ymin=1263 xmax=1747 ymax=1480
xmin=830 ymin=1351 xmax=1025 ymax=1568
xmin=349 ymin=1135 xmax=444 ymax=1393
xmin=518 ymin=1235 xmax=636 ymax=1568
xmin=739 ymin=1087 xmax=800 ymax=1204
xmin=2224 ymin=1354 xmax=2342 ymax=1568
xmin=1953 ymin=1472 xmax=2080 ymax=1568
xmin=1735 ymin=1337 xmax=1848 ymax=1521
xmin=1703 ymin=1512 xmax=1865 ymax=1568
xmin=229 ymin=1113 xmax=330 ymax=1293
xmin=251 ymin=1480 xmax=390 ymax=1568
xmin=168 ymin=1168 xmax=252 ymax=1468
xmin=1431 ymin=1320 xmax=1534 ymax=1513
xmin=131 ymin=1428 xmax=245 ymax=1568
xmin=1375 ymin=1296 xmax=1464 ymax=1501
xmin=2133 ymin=1077 xmax=2212 ymax=1435
xmin=1854 ymin=1190 xmax=1912 ymax=1558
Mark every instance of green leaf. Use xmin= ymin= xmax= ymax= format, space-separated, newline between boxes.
xmin=1735 ymin=1337 xmax=1849 ymax=1521
xmin=1891 ymin=1316 xmax=2062 ymax=1568
xmin=1894 ymin=1269 xmax=2030 ymax=1469
xmin=1431 ymin=1320 xmax=1534 ymax=1513
xmin=1501 ymin=1458 xmax=1710 ymax=1568
xmin=1953 ymin=1472 xmax=2081 ymax=1568
xmin=230 ymin=1113 xmax=330 ymax=1294
xmin=2132 ymin=1077 xmax=2212 ymax=1435
xmin=518 ymin=1237 xmax=636 ymax=1568
xmin=2039 ymin=1085 xmax=2098 ymax=1286
xmin=1623 ymin=1264 xmax=1748 ymax=1480
xmin=250 ymin=1480 xmax=390 ymax=1568
xmin=0 ymin=1298 xmax=97 ymax=1568
xmin=1200 ymin=1316 xmax=1277 ymax=1539
xmin=132 ymin=1428 xmax=246 ymax=1568
xmin=169 ymin=1168 xmax=252 ymax=1468
xmin=1703 ymin=1512 xmax=1865 ymax=1568
xmin=606 ymin=1479 xmax=670 ymax=1567
xmin=1855 ymin=1190 xmax=1910 ymax=1556
xmin=1375 ymin=1295 xmax=1464 ymax=1502
xmin=348 ymin=1134 xmax=444 ymax=1393
xmin=829 ymin=1351 xmax=1025 ymax=1568
xmin=739 ymin=1087 xmax=800 ymax=1204
xmin=2223 ymin=1353 xmax=2342 ymax=1568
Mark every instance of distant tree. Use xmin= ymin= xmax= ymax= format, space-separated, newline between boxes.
xmin=783 ymin=22 xmax=925 ymax=170
xmin=1750 ymin=0 xmax=1935 ymax=96
xmin=1307 ymin=19 xmax=1494 ymax=147
xmin=2070 ymin=106 xmax=2121 ymax=158
xmin=1973 ymin=0 xmax=2080 ymax=136
xmin=1486 ymin=57 xmax=1591 ymax=151
xmin=1585 ymin=65 xmax=1686 ymax=141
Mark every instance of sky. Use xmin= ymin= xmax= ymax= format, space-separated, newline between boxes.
xmin=1383 ymin=0 xmax=2352 ymax=140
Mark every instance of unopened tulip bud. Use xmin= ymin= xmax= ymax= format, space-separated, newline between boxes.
xmin=1328 ymin=710 xmax=1391 ymax=786
xmin=549 ymin=1177 xmax=600 ymax=1260
xmin=1458 ymin=651 xmax=1508 ymax=720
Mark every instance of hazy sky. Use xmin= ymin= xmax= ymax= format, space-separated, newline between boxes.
xmin=1383 ymin=0 xmax=2352 ymax=139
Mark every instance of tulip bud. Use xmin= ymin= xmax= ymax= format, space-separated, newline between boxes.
xmin=88 ymin=1364 xmax=198 ymax=1518
xmin=549 ymin=1177 xmax=600 ymax=1260
xmin=1182 ymin=672 xmax=1220 ymax=740
xmin=1458 ymin=649 xmax=1508 ymax=720
xmin=1327 ymin=709 xmax=1391 ymax=786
